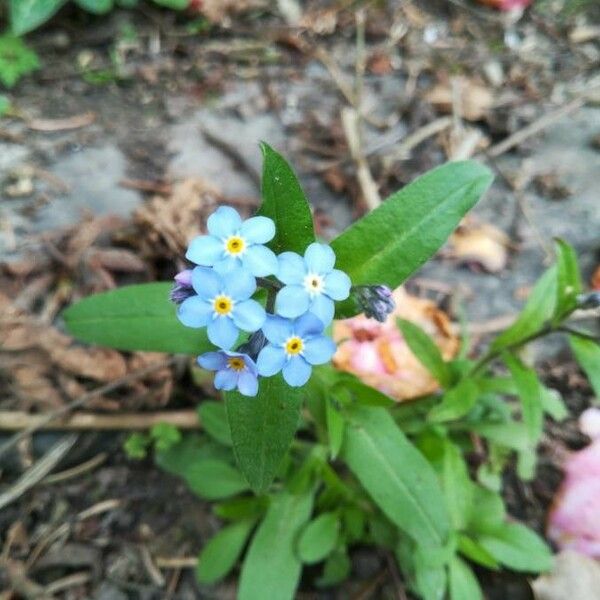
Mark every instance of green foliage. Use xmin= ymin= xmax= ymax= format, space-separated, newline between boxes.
xmin=297 ymin=512 xmax=340 ymax=564
xmin=332 ymin=161 xmax=493 ymax=316
xmin=257 ymin=142 xmax=315 ymax=254
xmin=74 ymin=0 xmax=114 ymax=13
xmin=0 ymin=35 xmax=40 ymax=88
xmin=342 ymin=405 xmax=450 ymax=548
xmin=63 ymin=283 xmax=213 ymax=353
xmin=9 ymin=0 xmax=67 ymax=35
xmin=238 ymin=488 xmax=314 ymax=600
xmin=63 ymin=147 xmax=599 ymax=599
xmin=196 ymin=518 xmax=255 ymax=584
xmin=0 ymin=95 xmax=10 ymax=116
xmin=569 ymin=334 xmax=600 ymax=400
xmin=225 ymin=375 xmax=303 ymax=493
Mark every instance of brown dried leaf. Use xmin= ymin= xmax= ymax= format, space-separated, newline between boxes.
xmin=86 ymin=248 xmax=147 ymax=273
xmin=447 ymin=218 xmax=510 ymax=273
xmin=46 ymin=345 xmax=128 ymax=382
xmin=27 ymin=112 xmax=96 ymax=132
xmin=425 ymin=76 xmax=494 ymax=121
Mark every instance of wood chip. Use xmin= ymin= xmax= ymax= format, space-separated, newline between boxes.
xmin=27 ymin=112 xmax=96 ymax=132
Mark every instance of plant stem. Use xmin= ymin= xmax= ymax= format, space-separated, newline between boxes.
xmin=256 ymin=277 xmax=282 ymax=291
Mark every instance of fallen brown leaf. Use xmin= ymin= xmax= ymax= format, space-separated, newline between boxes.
xmin=27 ymin=112 xmax=96 ymax=132
xmin=425 ymin=76 xmax=494 ymax=122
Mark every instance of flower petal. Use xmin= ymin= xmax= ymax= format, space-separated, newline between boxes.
xmin=324 ymin=269 xmax=351 ymax=301
xmin=185 ymin=235 xmax=224 ymax=266
xmin=277 ymin=252 xmax=306 ymax=285
xmin=240 ymin=216 xmax=275 ymax=244
xmin=275 ymin=285 xmax=310 ymax=319
xmin=294 ymin=312 xmax=325 ymax=338
xmin=282 ymin=355 xmax=312 ymax=387
xmin=303 ymin=335 xmax=336 ymax=365
xmin=309 ymin=294 xmax=335 ymax=326
xmin=304 ymin=243 xmax=335 ymax=274
xmin=257 ymin=345 xmax=286 ymax=376
xmin=214 ymin=256 xmax=241 ymax=275
xmin=207 ymin=206 xmax=242 ymax=238
xmin=223 ymin=267 xmax=256 ymax=300
xmin=207 ymin=316 xmax=239 ymax=349
xmin=214 ymin=369 xmax=238 ymax=391
xmin=261 ymin=315 xmax=294 ymax=345
xmin=242 ymin=245 xmax=278 ymax=277
xmin=197 ymin=351 xmax=228 ymax=371
xmin=191 ymin=266 xmax=223 ymax=299
xmin=177 ymin=296 xmax=212 ymax=328
xmin=237 ymin=371 xmax=259 ymax=397
xmin=232 ymin=300 xmax=266 ymax=332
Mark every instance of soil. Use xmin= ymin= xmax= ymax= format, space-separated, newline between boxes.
xmin=0 ymin=1 xmax=599 ymax=598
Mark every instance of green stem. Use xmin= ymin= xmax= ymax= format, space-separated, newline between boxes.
xmin=256 ymin=277 xmax=282 ymax=291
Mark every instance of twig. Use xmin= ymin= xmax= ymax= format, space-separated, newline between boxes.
xmin=155 ymin=556 xmax=197 ymax=569
xmin=0 ymin=435 xmax=78 ymax=511
xmin=341 ymin=107 xmax=381 ymax=210
xmin=45 ymin=572 xmax=91 ymax=594
xmin=42 ymin=452 xmax=108 ymax=484
xmin=0 ymin=410 xmax=199 ymax=431
xmin=486 ymin=96 xmax=585 ymax=158
xmin=0 ymin=356 xmax=176 ymax=460
xmin=383 ymin=117 xmax=452 ymax=165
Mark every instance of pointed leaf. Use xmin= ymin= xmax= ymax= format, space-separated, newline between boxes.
xmin=569 ymin=334 xmax=600 ymax=400
xmin=258 ymin=142 xmax=315 ymax=254
xmin=10 ymin=0 xmax=67 ymax=35
xmin=449 ymin=556 xmax=483 ymax=600
xmin=428 ymin=379 xmax=479 ymax=423
xmin=196 ymin=518 xmax=255 ymax=584
xmin=225 ymin=375 xmax=302 ymax=494
xmin=63 ymin=283 xmax=212 ymax=354
xmin=298 ymin=512 xmax=340 ymax=564
xmin=554 ymin=239 xmax=582 ymax=321
xmin=332 ymin=161 xmax=493 ymax=316
xmin=238 ymin=489 xmax=314 ymax=600
xmin=342 ymin=406 xmax=449 ymax=547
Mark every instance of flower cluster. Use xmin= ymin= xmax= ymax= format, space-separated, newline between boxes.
xmin=172 ymin=206 xmax=351 ymax=396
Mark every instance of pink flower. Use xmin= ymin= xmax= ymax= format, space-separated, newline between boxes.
xmin=476 ymin=0 xmax=533 ymax=10
xmin=333 ymin=288 xmax=458 ymax=401
xmin=548 ymin=408 xmax=600 ymax=558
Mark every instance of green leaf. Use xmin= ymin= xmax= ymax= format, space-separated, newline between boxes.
xmin=457 ymin=535 xmax=499 ymax=569
xmin=325 ymin=397 xmax=344 ymax=459
xmin=124 ymin=432 xmax=149 ymax=459
xmin=180 ymin=459 xmax=250 ymax=500
xmin=449 ymin=556 xmax=483 ymax=600
xmin=238 ymin=489 xmax=314 ymax=600
xmin=214 ymin=496 xmax=269 ymax=521
xmin=225 ymin=375 xmax=302 ymax=494
xmin=198 ymin=401 xmax=232 ymax=446
xmin=74 ymin=0 xmax=114 ymax=13
xmin=298 ymin=512 xmax=340 ymax=564
xmin=9 ymin=0 xmax=67 ymax=35
xmin=569 ymin=334 xmax=600 ymax=400
xmin=470 ymin=421 xmax=529 ymax=452
xmin=0 ymin=35 xmax=40 ymax=88
xmin=150 ymin=422 xmax=181 ymax=451
xmin=316 ymin=548 xmax=351 ymax=587
xmin=504 ymin=353 xmax=544 ymax=443
xmin=398 ymin=319 xmax=452 ymax=387
xmin=257 ymin=142 xmax=315 ymax=254
xmin=342 ymin=406 xmax=450 ymax=547
xmin=63 ymin=283 xmax=212 ymax=353
xmin=0 ymin=95 xmax=11 ymax=116
xmin=466 ymin=486 xmax=506 ymax=534
xmin=492 ymin=266 xmax=557 ymax=351
xmin=332 ymin=161 xmax=493 ymax=317
xmin=428 ymin=379 xmax=479 ymax=423
xmin=541 ymin=387 xmax=568 ymax=421
xmin=196 ymin=518 xmax=255 ymax=584
xmin=151 ymin=0 xmax=188 ymax=8
xmin=478 ymin=523 xmax=553 ymax=573
xmin=441 ymin=440 xmax=472 ymax=530
xmin=554 ymin=239 xmax=582 ymax=321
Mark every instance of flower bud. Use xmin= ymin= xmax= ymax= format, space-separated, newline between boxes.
xmin=170 ymin=269 xmax=195 ymax=305
xmin=354 ymin=285 xmax=396 ymax=322
xmin=236 ymin=330 xmax=267 ymax=360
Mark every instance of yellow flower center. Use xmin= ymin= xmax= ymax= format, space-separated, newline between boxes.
xmin=213 ymin=295 xmax=233 ymax=316
xmin=227 ymin=357 xmax=246 ymax=372
xmin=303 ymin=273 xmax=324 ymax=296
xmin=225 ymin=235 xmax=246 ymax=255
xmin=285 ymin=336 xmax=304 ymax=355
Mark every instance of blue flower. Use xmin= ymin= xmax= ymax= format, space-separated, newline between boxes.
xmin=186 ymin=206 xmax=278 ymax=276
xmin=275 ymin=243 xmax=351 ymax=325
xmin=198 ymin=351 xmax=259 ymax=397
xmin=257 ymin=313 xmax=336 ymax=387
xmin=177 ymin=266 xmax=266 ymax=350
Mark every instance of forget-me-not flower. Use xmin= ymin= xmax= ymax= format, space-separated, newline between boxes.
xmin=177 ymin=266 xmax=265 ymax=350
xmin=198 ymin=350 xmax=259 ymax=397
xmin=257 ymin=313 xmax=336 ymax=387
xmin=275 ymin=242 xmax=351 ymax=325
xmin=186 ymin=206 xmax=278 ymax=276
